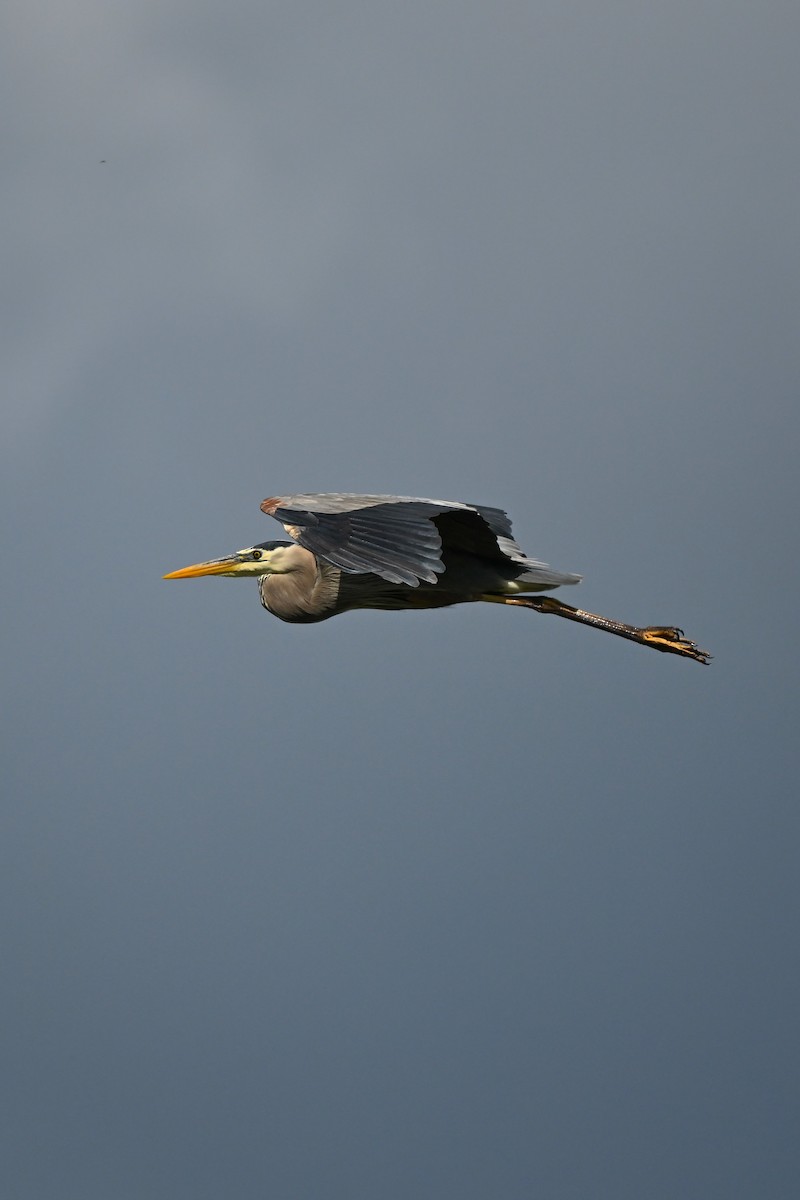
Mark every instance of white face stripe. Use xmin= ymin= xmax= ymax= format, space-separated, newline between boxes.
xmin=232 ymin=543 xmax=304 ymax=575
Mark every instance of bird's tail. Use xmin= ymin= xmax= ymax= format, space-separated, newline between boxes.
xmin=512 ymin=561 xmax=582 ymax=590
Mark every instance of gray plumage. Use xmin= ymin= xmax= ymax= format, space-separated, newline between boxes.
xmin=260 ymin=493 xmax=580 ymax=589
xmin=164 ymin=492 xmax=710 ymax=662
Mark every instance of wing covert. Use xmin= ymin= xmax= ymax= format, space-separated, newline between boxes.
xmin=261 ymin=495 xmax=457 ymax=585
xmin=259 ymin=492 xmax=577 ymax=588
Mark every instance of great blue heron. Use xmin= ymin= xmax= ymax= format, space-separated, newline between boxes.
xmin=164 ymin=493 xmax=710 ymax=663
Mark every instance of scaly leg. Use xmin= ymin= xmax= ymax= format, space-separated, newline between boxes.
xmin=483 ymin=594 xmax=711 ymax=664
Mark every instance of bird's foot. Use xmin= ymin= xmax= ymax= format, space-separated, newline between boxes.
xmin=500 ymin=596 xmax=712 ymax=664
xmin=641 ymin=627 xmax=712 ymax=664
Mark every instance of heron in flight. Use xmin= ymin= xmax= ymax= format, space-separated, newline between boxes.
xmin=164 ymin=493 xmax=710 ymax=663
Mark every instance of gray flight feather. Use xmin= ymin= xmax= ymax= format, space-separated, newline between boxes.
xmin=261 ymin=493 xmax=580 ymax=588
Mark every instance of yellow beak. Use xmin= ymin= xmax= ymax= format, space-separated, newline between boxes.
xmin=163 ymin=558 xmax=241 ymax=579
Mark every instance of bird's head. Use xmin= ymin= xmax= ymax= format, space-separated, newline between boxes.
xmin=163 ymin=540 xmax=298 ymax=580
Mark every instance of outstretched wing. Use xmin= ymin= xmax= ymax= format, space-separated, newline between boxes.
xmin=260 ymin=493 xmax=579 ymax=588
xmin=260 ymin=494 xmax=458 ymax=585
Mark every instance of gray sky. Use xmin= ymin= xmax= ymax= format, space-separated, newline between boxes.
xmin=3 ymin=3 xmax=799 ymax=1197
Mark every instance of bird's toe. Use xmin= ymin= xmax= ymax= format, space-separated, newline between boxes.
xmin=642 ymin=627 xmax=711 ymax=664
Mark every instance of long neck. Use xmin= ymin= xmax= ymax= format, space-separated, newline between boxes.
xmin=258 ymin=554 xmax=341 ymax=623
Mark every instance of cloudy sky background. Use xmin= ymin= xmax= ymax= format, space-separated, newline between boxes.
xmin=3 ymin=3 xmax=799 ymax=1197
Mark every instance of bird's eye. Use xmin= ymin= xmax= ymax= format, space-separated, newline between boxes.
xmin=251 ymin=549 xmax=263 ymax=560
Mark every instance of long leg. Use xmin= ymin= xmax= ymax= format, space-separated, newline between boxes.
xmin=482 ymin=594 xmax=711 ymax=664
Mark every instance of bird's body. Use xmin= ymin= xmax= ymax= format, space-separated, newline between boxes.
xmin=257 ymin=548 xmax=542 ymax=623
xmin=164 ymin=493 xmax=709 ymax=662
xmin=252 ymin=495 xmax=579 ymax=623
